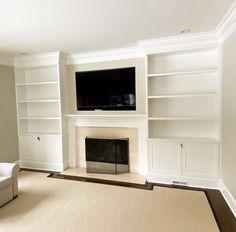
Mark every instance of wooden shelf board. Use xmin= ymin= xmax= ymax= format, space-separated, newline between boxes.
xmin=65 ymin=114 xmax=147 ymax=118
xmin=18 ymin=117 xmax=60 ymax=120
xmin=17 ymin=99 xmax=60 ymax=103
xmin=148 ymin=92 xmax=218 ymax=99
xmin=148 ymin=116 xmax=218 ymax=121
xmin=18 ymin=132 xmax=61 ymax=136
xmin=16 ymin=81 xmax=58 ymax=86
xmin=148 ymin=68 xmax=218 ymax=78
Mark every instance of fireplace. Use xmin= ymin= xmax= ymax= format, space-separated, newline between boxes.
xmin=85 ymin=137 xmax=129 ymax=174
xmin=66 ymin=115 xmax=148 ymax=174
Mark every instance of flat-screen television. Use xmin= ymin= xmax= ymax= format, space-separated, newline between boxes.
xmin=75 ymin=67 xmax=136 ymax=111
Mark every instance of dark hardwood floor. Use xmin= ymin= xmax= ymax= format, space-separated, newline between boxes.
xmin=206 ymin=189 xmax=236 ymax=232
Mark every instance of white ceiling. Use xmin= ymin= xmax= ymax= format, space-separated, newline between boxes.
xmin=0 ymin=0 xmax=234 ymax=55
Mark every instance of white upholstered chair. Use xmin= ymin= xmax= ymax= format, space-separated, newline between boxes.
xmin=0 ymin=163 xmax=20 ymax=207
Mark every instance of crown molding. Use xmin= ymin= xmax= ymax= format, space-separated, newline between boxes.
xmin=14 ymin=51 xmax=61 ymax=68
xmin=67 ymin=46 xmax=145 ymax=65
xmin=215 ymin=1 xmax=236 ymax=42
xmin=0 ymin=53 xmax=14 ymax=67
xmin=137 ymin=1 xmax=236 ymax=55
xmin=11 ymin=2 xmax=236 ymax=67
xmin=138 ymin=31 xmax=220 ymax=54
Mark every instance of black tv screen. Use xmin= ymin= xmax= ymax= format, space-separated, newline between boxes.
xmin=75 ymin=67 xmax=136 ymax=111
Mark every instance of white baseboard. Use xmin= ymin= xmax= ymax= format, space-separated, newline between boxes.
xmin=19 ymin=161 xmax=64 ymax=172
xmin=219 ymin=180 xmax=236 ymax=218
xmin=147 ymin=173 xmax=219 ymax=189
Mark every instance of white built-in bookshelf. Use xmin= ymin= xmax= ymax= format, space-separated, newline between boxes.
xmin=14 ymin=53 xmax=68 ymax=171
xmin=147 ymin=49 xmax=219 ymax=141
xmin=12 ymin=47 xmax=221 ymax=187
xmin=15 ymin=65 xmax=61 ymax=135
xmin=147 ymin=48 xmax=220 ymax=186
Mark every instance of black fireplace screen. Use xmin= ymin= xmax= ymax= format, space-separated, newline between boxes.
xmin=85 ymin=137 xmax=129 ymax=165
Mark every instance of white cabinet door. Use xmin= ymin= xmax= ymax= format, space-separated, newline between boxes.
xmin=19 ymin=135 xmax=39 ymax=161
xmin=183 ymin=143 xmax=218 ymax=178
xmin=39 ymin=135 xmax=62 ymax=163
xmin=149 ymin=142 xmax=182 ymax=175
xmin=19 ymin=135 xmax=62 ymax=170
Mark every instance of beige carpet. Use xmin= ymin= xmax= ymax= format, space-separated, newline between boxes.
xmin=0 ymin=171 xmax=219 ymax=232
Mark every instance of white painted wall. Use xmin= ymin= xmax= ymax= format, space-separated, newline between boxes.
xmin=0 ymin=65 xmax=18 ymax=162
xmin=222 ymin=30 xmax=236 ymax=200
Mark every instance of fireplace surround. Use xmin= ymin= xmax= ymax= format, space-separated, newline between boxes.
xmin=66 ymin=114 xmax=147 ymax=174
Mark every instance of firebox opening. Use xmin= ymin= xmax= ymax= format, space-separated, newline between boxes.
xmin=85 ymin=137 xmax=129 ymax=174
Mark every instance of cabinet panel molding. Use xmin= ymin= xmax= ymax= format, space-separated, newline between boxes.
xmin=149 ymin=142 xmax=181 ymax=175
xmin=183 ymin=143 xmax=218 ymax=178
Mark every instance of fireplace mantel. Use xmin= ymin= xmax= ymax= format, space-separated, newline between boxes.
xmin=65 ymin=114 xmax=148 ymax=174
xmin=66 ymin=114 xmax=146 ymax=127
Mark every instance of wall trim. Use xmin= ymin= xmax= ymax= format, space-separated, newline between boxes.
xmin=147 ymin=173 xmax=220 ymax=189
xmin=0 ymin=53 xmax=14 ymax=67
xmin=67 ymin=46 xmax=145 ymax=65
xmin=19 ymin=160 xmax=64 ymax=172
xmin=138 ymin=2 xmax=236 ymax=54
xmin=215 ymin=1 xmax=236 ymax=42
xmin=138 ymin=31 xmax=220 ymax=54
xmin=219 ymin=179 xmax=236 ymax=218
xmin=72 ymin=114 xmax=147 ymax=128
xmin=14 ymin=51 xmax=61 ymax=68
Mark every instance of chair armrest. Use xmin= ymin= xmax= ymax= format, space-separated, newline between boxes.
xmin=0 ymin=163 xmax=20 ymax=177
xmin=0 ymin=163 xmax=20 ymax=197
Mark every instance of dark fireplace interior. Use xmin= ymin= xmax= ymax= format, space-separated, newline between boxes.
xmin=85 ymin=137 xmax=129 ymax=174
